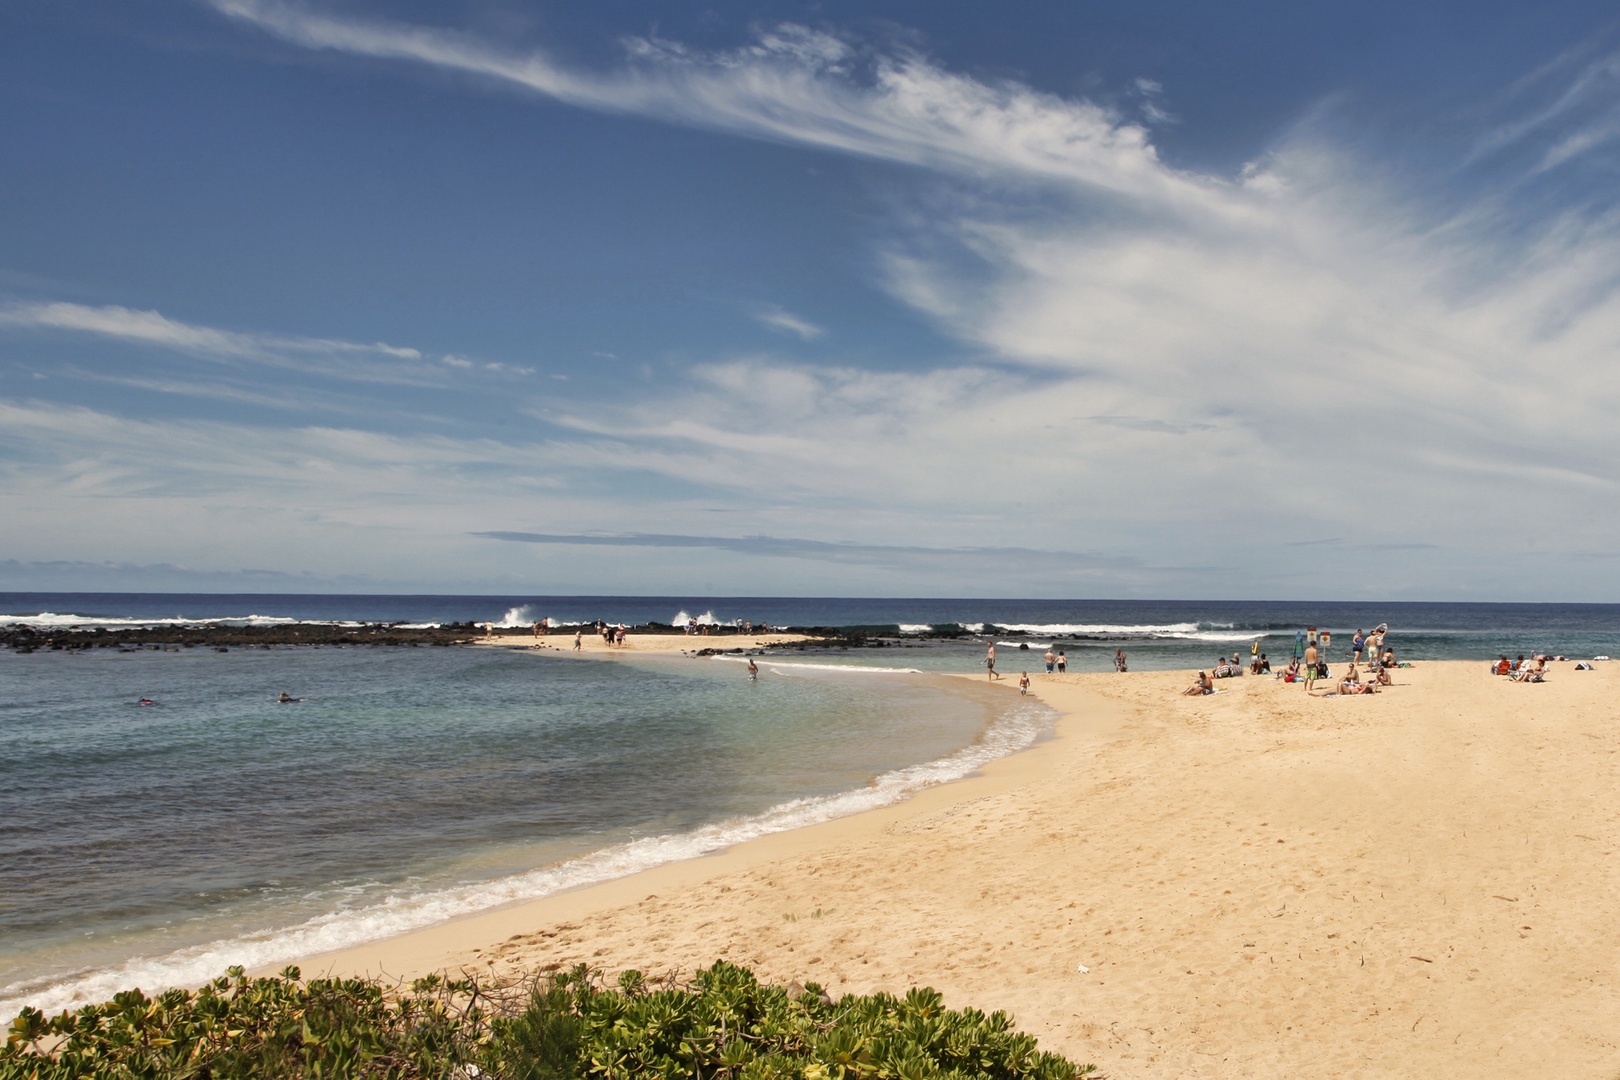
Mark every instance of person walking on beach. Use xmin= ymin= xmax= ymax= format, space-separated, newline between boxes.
xmin=573 ymin=630 xmax=582 ymax=652
xmin=986 ymin=642 xmax=1000 ymax=680
xmin=1304 ymin=640 xmax=1319 ymax=691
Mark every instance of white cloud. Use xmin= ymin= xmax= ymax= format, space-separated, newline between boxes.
xmin=756 ymin=308 xmax=826 ymax=340
xmin=11 ymin=9 xmax=1620 ymax=596
xmin=207 ymin=1 xmax=1219 ymax=210
xmin=0 ymin=301 xmax=532 ymax=386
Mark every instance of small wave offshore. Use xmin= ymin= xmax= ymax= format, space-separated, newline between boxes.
xmin=672 ymin=609 xmax=739 ymax=628
xmin=0 ymin=684 xmax=1050 ymax=1022
xmin=0 ymin=612 xmax=362 ymax=630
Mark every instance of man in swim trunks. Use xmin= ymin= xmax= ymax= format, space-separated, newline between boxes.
xmin=1043 ymin=648 xmax=1055 ymax=674
xmin=986 ymin=642 xmax=999 ymax=680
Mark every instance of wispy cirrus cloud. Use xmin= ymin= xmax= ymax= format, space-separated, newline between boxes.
xmin=756 ymin=308 xmax=826 ymax=340
xmin=473 ymin=530 xmax=1139 ymax=572
xmin=206 ymin=1 xmax=1213 ymax=210
xmin=11 ymin=7 xmax=1620 ymax=598
xmin=0 ymin=301 xmax=526 ymax=385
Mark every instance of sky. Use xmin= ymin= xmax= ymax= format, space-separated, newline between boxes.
xmin=3 ymin=1 xmax=1620 ymax=600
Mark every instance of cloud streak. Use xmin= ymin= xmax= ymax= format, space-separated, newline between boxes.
xmin=473 ymin=530 xmax=1138 ymax=570
xmin=756 ymin=309 xmax=826 ymax=340
xmin=0 ymin=301 xmax=524 ymax=385
xmin=206 ymin=1 xmax=1225 ymax=210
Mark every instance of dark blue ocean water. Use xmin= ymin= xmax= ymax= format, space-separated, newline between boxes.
xmin=6 ymin=593 xmax=1620 ymax=668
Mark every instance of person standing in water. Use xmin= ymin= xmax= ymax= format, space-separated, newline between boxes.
xmin=747 ymin=658 xmax=759 ymax=680
xmin=1114 ymin=649 xmax=1128 ymax=673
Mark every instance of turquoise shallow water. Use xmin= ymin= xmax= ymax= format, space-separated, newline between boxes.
xmin=0 ymin=643 xmax=1050 ymax=1018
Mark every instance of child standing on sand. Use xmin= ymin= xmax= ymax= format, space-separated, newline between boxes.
xmin=1019 ymin=672 xmax=1030 ymax=695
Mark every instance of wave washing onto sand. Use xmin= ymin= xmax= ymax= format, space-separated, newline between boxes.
xmin=712 ymin=657 xmax=924 ymax=675
xmin=0 ymin=692 xmax=1051 ymax=1022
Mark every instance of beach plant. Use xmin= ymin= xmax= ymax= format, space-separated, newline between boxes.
xmin=2 ymin=961 xmax=1095 ymax=1080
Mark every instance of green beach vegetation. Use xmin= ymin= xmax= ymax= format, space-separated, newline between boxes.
xmin=2 ymin=961 xmax=1093 ymax=1080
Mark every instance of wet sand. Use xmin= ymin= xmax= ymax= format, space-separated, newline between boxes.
xmin=298 ymin=660 xmax=1620 ymax=1079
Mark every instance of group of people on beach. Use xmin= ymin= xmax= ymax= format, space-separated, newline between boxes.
xmin=1182 ymin=625 xmax=1397 ymax=697
xmin=1494 ymin=654 xmax=1553 ymax=681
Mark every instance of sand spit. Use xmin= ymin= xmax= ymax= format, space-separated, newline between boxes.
xmin=300 ymin=660 xmax=1620 ymax=1079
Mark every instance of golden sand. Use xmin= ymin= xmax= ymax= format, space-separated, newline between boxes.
xmin=298 ymin=659 xmax=1620 ymax=1079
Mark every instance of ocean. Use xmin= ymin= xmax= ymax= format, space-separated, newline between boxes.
xmin=4 ymin=593 xmax=1620 ymax=1020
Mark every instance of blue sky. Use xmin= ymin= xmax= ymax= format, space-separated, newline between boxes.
xmin=3 ymin=1 xmax=1620 ymax=599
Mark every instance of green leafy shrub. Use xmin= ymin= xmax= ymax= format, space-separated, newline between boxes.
xmin=3 ymin=961 xmax=1095 ymax=1080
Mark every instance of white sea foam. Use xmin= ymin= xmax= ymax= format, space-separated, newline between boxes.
xmin=898 ymin=624 xmax=933 ymax=634
xmin=0 ymin=612 xmax=365 ymax=629
xmin=495 ymin=605 xmax=535 ymax=628
xmin=672 ymin=609 xmax=737 ymax=627
xmin=960 ymin=623 xmax=985 ymax=633
xmin=982 ymin=622 xmax=1272 ymax=642
xmin=712 ymin=657 xmax=923 ymax=675
xmin=0 ymin=688 xmax=1051 ymax=1022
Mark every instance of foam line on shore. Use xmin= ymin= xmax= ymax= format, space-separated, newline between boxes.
xmin=0 ymin=682 xmax=1052 ymax=1022
xmin=710 ymin=656 xmax=924 ymax=674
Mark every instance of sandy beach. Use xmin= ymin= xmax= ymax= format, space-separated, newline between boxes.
xmin=474 ymin=630 xmax=815 ymax=655
xmin=298 ymin=659 xmax=1620 ymax=1079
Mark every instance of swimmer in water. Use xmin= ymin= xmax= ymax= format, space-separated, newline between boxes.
xmin=747 ymin=658 xmax=759 ymax=680
xmin=277 ymin=691 xmax=297 ymax=703
xmin=137 ymin=697 xmax=156 ymax=706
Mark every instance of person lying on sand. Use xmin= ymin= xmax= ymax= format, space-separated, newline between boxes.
xmin=1312 ymin=680 xmax=1377 ymax=697
xmin=1182 ymin=671 xmax=1214 ymax=695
